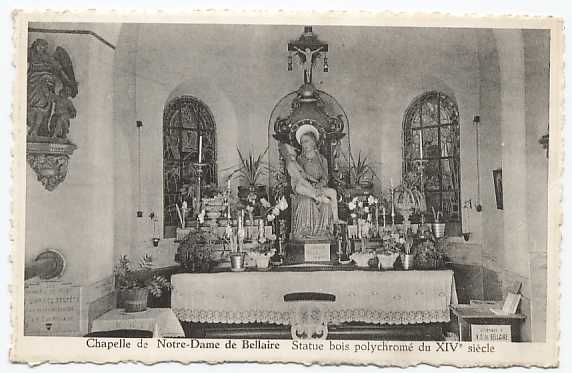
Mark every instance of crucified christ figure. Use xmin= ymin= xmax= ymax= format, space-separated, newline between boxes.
xmin=293 ymin=46 xmax=323 ymax=84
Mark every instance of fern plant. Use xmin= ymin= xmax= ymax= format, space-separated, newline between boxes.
xmin=114 ymin=254 xmax=171 ymax=298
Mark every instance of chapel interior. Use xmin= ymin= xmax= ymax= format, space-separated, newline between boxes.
xmin=23 ymin=23 xmax=550 ymax=342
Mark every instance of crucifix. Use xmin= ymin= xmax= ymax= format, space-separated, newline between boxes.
xmin=288 ymin=26 xmax=329 ymax=84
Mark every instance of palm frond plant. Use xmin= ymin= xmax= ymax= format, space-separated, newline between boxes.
xmin=227 ymin=146 xmax=270 ymax=187
xmin=349 ymin=152 xmax=376 ymax=187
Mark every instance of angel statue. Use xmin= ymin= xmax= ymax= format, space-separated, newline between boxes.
xmin=27 ymin=38 xmax=78 ymax=140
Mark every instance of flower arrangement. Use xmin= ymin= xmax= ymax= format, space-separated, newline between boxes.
xmin=114 ymin=254 xmax=170 ymax=298
xmin=378 ymin=231 xmax=406 ymax=255
xmin=347 ymin=196 xmax=368 ymax=220
xmin=264 ymin=196 xmax=288 ymax=223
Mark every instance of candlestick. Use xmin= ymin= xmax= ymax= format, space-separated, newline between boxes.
xmin=391 ymin=186 xmax=395 ymax=226
xmin=198 ymin=136 xmax=203 ymax=163
xmin=419 ymin=130 xmax=423 ymax=159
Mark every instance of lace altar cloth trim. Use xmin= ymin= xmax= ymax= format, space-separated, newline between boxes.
xmin=172 ymin=308 xmax=451 ymax=325
xmin=171 ymin=270 xmax=457 ymax=325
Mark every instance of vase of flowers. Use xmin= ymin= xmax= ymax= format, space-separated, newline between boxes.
xmin=114 ymin=254 xmax=170 ymax=313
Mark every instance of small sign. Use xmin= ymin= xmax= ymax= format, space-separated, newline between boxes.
xmin=471 ymin=324 xmax=511 ymax=342
xmin=304 ymin=243 xmax=330 ymax=262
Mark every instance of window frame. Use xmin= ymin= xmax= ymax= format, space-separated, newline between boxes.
xmin=402 ymin=91 xmax=462 ymax=225
xmin=162 ymin=95 xmax=217 ymax=237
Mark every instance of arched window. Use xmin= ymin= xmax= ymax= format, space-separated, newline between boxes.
xmin=163 ymin=96 xmax=216 ymax=237
xmin=403 ymin=91 xmax=461 ymax=227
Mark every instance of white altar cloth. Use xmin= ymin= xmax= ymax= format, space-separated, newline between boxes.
xmin=171 ymin=270 xmax=457 ymax=325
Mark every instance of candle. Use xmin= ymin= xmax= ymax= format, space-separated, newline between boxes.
xmin=259 ymin=219 xmax=265 ymax=240
xmin=198 ymin=135 xmax=203 ymax=163
xmin=391 ymin=191 xmax=395 ymax=226
xmin=227 ymin=179 xmax=231 ymax=191
xmin=375 ymin=203 xmax=379 ymax=233
xmin=382 ymin=207 xmax=386 ymax=227
xmin=419 ymin=130 xmax=423 ymax=159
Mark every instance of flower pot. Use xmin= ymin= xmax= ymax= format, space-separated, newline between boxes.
xmin=401 ymin=253 xmax=414 ymax=270
xmin=238 ymin=185 xmax=267 ymax=199
xmin=350 ymin=252 xmax=373 ymax=268
xmin=230 ymin=252 xmax=246 ymax=271
xmin=377 ymin=253 xmax=399 ymax=270
xmin=255 ymin=255 xmax=270 ymax=269
xmin=122 ymin=288 xmax=149 ymax=313
xmin=431 ymin=222 xmax=446 ymax=238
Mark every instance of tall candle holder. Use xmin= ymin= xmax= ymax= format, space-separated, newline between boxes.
xmin=192 ymin=162 xmax=208 ymax=227
xmin=414 ymin=158 xmax=428 ymax=223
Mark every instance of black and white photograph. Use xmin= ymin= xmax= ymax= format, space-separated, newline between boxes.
xmin=10 ymin=11 xmax=562 ymax=366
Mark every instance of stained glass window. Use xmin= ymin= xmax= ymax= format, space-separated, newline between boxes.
xmin=403 ymin=91 xmax=461 ymax=226
xmin=163 ymin=96 xmax=217 ymax=237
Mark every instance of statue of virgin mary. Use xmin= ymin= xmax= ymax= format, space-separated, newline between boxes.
xmin=283 ymin=125 xmax=341 ymax=240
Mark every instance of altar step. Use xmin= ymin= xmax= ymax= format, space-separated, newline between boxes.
xmin=182 ymin=322 xmax=446 ymax=341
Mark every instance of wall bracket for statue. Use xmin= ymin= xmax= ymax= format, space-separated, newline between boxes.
xmin=27 ymin=141 xmax=77 ymax=191
xmin=26 ymin=38 xmax=78 ymax=191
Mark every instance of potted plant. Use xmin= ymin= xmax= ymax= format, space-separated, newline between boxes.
xmin=400 ymin=234 xmax=415 ymax=270
xmin=349 ymin=152 xmax=376 ymax=189
xmin=175 ymin=228 xmax=217 ymax=273
xmin=114 ymin=254 xmax=170 ymax=313
xmin=414 ymin=238 xmax=448 ymax=270
xmin=227 ymin=146 xmax=269 ymax=203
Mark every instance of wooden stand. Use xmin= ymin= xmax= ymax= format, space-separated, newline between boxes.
xmin=450 ymin=304 xmax=526 ymax=342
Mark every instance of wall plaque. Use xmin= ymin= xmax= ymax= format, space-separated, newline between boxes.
xmin=24 ymin=282 xmax=82 ymax=336
xmin=304 ymin=242 xmax=331 ymax=262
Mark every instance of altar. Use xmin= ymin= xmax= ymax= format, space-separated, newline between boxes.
xmin=170 ymin=27 xmax=460 ymax=341
xmin=171 ymin=269 xmax=457 ymax=340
